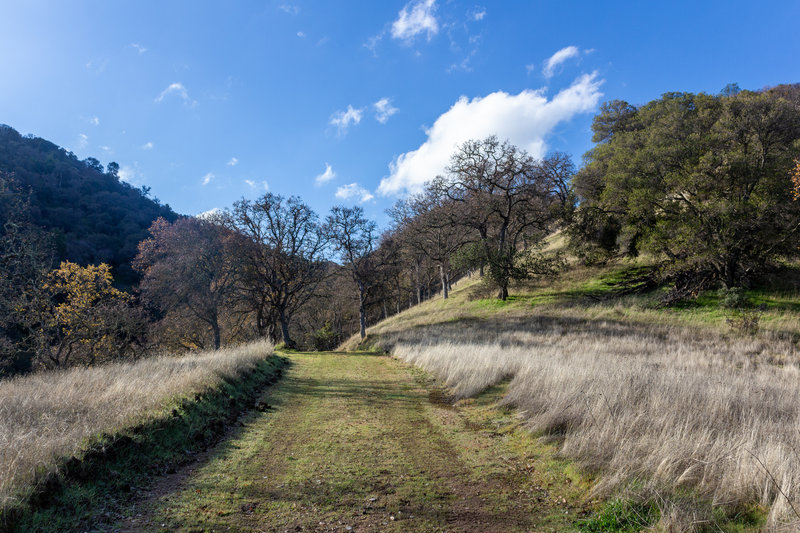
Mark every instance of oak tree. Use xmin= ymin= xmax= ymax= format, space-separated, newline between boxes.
xmin=229 ymin=194 xmax=328 ymax=348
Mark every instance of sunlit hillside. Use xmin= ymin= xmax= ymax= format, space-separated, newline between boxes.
xmin=347 ymin=252 xmax=800 ymax=530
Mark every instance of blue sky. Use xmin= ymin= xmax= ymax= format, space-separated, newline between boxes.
xmin=1 ymin=0 xmax=798 ymax=226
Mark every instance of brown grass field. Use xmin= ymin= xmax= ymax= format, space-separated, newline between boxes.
xmin=0 ymin=340 xmax=273 ymax=518
xmin=351 ymin=261 xmax=800 ymax=531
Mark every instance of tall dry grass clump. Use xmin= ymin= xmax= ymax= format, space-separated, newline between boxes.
xmin=387 ymin=318 xmax=800 ymax=530
xmin=0 ymin=340 xmax=273 ymax=514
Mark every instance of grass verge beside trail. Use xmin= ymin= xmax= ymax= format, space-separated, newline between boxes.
xmin=123 ymin=351 xmax=594 ymax=532
xmin=0 ymin=340 xmax=283 ymax=532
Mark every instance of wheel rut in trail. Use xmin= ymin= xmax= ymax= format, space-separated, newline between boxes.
xmin=118 ymin=351 xmax=589 ymax=532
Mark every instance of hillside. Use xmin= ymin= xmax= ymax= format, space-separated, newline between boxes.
xmin=348 ymin=257 xmax=800 ymax=349
xmin=0 ymin=124 xmax=177 ymax=286
xmin=341 ymin=259 xmax=800 ymax=531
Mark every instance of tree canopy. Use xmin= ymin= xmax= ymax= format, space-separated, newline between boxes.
xmin=229 ymin=194 xmax=328 ymax=348
xmin=572 ymin=88 xmax=800 ymax=288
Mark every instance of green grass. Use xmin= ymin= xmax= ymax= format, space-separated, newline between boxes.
xmin=579 ymin=498 xmax=658 ymax=532
xmin=9 ymin=355 xmax=287 ymax=533
xmin=456 ymin=261 xmax=800 ymax=338
xmin=124 ymin=351 xmax=599 ymax=532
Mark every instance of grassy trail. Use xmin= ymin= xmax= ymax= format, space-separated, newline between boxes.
xmin=119 ymin=351 xmax=590 ymax=532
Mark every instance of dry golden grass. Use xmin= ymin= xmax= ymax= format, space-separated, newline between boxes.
xmin=0 ymin=340 xmax=273 ymax=514
xmin=383 ymin=317 xmax=800 ymax=530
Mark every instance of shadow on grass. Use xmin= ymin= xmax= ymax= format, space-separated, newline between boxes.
xmin=274 ymin=374 xmax=423 ymax=408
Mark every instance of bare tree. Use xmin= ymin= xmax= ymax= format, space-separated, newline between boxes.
xmin=434 ymin=136 xmax=560 ymax=300
xmin=134 ymin=217 xmax=240 ymax=350
xmin=391 ymin=191 xmax=471 ymax=299
xmin=540 ymin=151 xmax=577 ymax=222
xmin=229 ymin=194 xmax=327 ymax=349
xmin=324 ymin=206 xmax=378 ymax=340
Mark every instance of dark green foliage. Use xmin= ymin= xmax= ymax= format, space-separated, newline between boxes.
xmin=572 ymin=87 xmax=800 ymax=288
xmin=0 ymin=177 xmax=55 ymax=375
xmin=450 ymin=241 xmax=485 ymax=273
xmin=719 ymin=287 xmax=762 ymax=336
xmin=5 ymin=356 xmax=287 ymax=532
xmin=566 ymin=207 xmax=622 ymax=265
xmin=306 ymin=321 xmax=338 ymax=351
xmin=580 ymin=498 xmax=658 ymax=532
xmin=482 ymin=246 xmax=565 ymax=292
xmin=0 ymin=125 xmax=177 ymax=287
xmin=719 ymin=287 xmax=749 ymax=309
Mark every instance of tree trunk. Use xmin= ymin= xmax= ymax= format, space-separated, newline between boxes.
xmin=256 ymin=304 xmax=267 ymax=337
xmin=278 ymin=308 xmax=294 ymax=349
xmin=212 ymin=320 xmax=221 ymax=350
xmin=439 ymin=263 xmax=449 ymax=299
xmin=358 ymin=280 xmax=367 ymax=339
xmin=724 ymin=253 xmax=739 ymax=289
xmin=498 ymin=282 xmax=509 ymax=301
xmin=359 ymin=305 xmax=367 ymax=339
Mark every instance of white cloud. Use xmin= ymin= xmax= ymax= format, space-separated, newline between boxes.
xmin=227 ymin=157 xmax=238 ymax=166
xmin=378 ymin=72 xmax=603 ymax=196
xmin=472 ymin=8 xmax=486 ymax=21
xmin=78 ymin=133 xmax=88 ymax=149
xmin=526 ymin=63 xmax=535 ymax=75
xmin=364 ymin=33 xmax=383 ymax=55
xmin=374 ymin=98 xmax=399 ymax=124
xmin=118 ymin=165 xmax=138 ymax=184
xmin=155 ymin=82 xmax=197 ymax=106
xmin=297 ymin=31 xmax=305 ymax=38
xmin=197 ymin=207 xmax=222 ymax=220
xmin=244 ymin=179 xmax=269 ymax=191
xmin=315 ymin=163 xmax=336 ymax=185
xmin=141 ymin=141 xmax=154 ymax=150
xmin=89 ymin=116 xmax=100 ymax=126
xmin=85 ymin=58 xmax=108 ymax=73
xmin=279 ymin=3 xmax=299 ymax=15
xmin=447 ymin=49 xmax=477 ymax=73
xmin=336 ymin=183 xmax=374 ymax=203
xmin=542 ymin=46 xmax=580 ymax=79
xmin=100 ymin=145 xmax=112 ymax=153
xmin=130 ymin=43 xmax=147 ymax=54
xmin=201 ymin=172 xmax=214 ymax=186
xmin=391 ymin=0 xmax=438 ymax=42
xmin=330 ymin=105 xmax=363 ymax=135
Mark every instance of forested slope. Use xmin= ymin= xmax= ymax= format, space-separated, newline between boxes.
xmin=0 ymin=124 xmax=177 ymax=286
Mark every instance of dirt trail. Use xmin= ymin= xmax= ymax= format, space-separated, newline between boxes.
xmin=118 ymin=352 xmax=588 ymax=532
